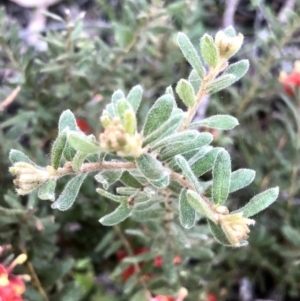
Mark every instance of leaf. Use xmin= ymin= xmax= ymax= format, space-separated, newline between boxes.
xmin=51 ymin=174 xmax=87 ymax=211
xmin=120 ymin=171 xmax=143 ymax=188
xmin=190 ymin=115 xmax=239 ymax=130
xmin=188 ymin=69 xmax=201 ymax=93
xmin=72 ymin=152 xmax=88 ymax=171
xmin=224 ymin=59 xmax=249 ymax=82
xmin=207 ymin=74 xmax=236 ymax=94
xmin=176 ymin=79 xmax=195 ymax=108
xmin=234 ymin=187 xmax=279 ymax=217
xmin=96 ymin=188 xmax=127 ymax=203
xmin=160 ymin=132 xmax=213 ymax=161
xmin=99 ymin=203 xmax=133 ymax=226
xmin=127 ymin=85 xmax=143 ymax=113
xmin=111 ymin=89 xmax=126 ymax=115
xmin=151 ymin=130 xmax=199 ymax=150
xmin=38 ymin=179 xmax=56 ymax=201
xmin=282 ymin=225 xmax=300 ymax=247
xmin=149 ymin=173 xmax=170 ymax=188
xmin=179 ymin=189 xmax=196 ymax=229
xmin=229 ymin=169 xmax=256 ymax=193
xmin=63 ymin=143 xmax=77 ymax=161
xmin=9 ymin=149 xmax=35 ymax=165
xmin=177 ymin=32 xmax=205 ymax=78
xmin=191 ymin=147 xmax=223 ymax=176
xmin=212 ymin=149 xmax=231 ymax=205
xmin=223 ymin=25 xmax=236 ymax=37
xmin=142 ymin=109 xmax=184 ymax=146
xmin=208 ymin=220 xmax=231 ymax=246
xmin=165 ymin=85 xmax=175 ymax=97
xmin=136 ymin=154 xmax=169 ymax=187
xmin=175 ymin=155 xmax=202 ymax=192
xmin=58 ymin=109 xmax=77 ymax=133
xmin=67 ymin=131 xmax=100 ymax=154
xmin=51 ymin=133 xmax=67 ymax=170
xmin=143 ymin=94 xmax=175 ymax=137
xmin=200 ymin=34 xmax=218 ymax=68
xmin=186 ymin=190 xmax=216 ymax=221
xmin=95 ymin=170 xmax=123 ymax=190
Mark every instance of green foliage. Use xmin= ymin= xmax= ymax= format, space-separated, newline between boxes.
xmin=2 ymin=1 xmax=296 ymax=300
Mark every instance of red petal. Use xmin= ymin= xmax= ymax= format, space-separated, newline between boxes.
xmin=76 ymin=118 xmax=92 ymax=134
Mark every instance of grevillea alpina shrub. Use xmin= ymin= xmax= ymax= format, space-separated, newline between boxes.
xmin=9 ymin=25 xmax=279 ymax=300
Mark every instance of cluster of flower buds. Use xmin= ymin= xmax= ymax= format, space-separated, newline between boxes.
xmin=100 ymin=113 xmax=143 ymax=158
xmin=9 ymin=163 xmax=50 ymax=195
xmin=279 ymin=60 xmax=300 ymax=96
xmin=0 ymin=252 xmax=29 ymax=301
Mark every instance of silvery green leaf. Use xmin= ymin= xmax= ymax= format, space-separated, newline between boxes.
xmin=117 ymin=99 xmax=134 ymax=119
xmin=143 ymin=94 xmax=175 ymax=137
xmin=224 ymin=59 xmax=249 ymax=82
xmin=72 ymin=152 xmax=88 ymax=171
xmin=175 ymin=155 xmax=202 ymax=192
xmin=188 ymin=146 xmax=212 ymax=166
xmin=134 ymin=199 xmax=155 ymax=211
xmin=95 ymin=170 xmax=123 ymax=190
xmin=96 ymin=188 xmax=128 ymax=203
xmin=9 ymin=149 xmax=35 ymax=165
xmin=160 ymin=132 xmax=213 ymax=161
xmin=116 ymin=187 xmax=138 ymax=195
xmin=212 ymin=149 xmax=231 ymax=205
xmin=38 ymin=179 xmax=56 ymax=201
xmin=176 ymin=79 xmax=195 ymax=108
xmin=131 ymin=208 xmax=164 ymax=221
xmin=111 ymin=89 xmax=126 ymax=115
xmin=223 ymin=25 xmax=236 ymax=37
xmin=207 ymin=74 xmax=236 ymax=94
xmin=191 ymin=147 xmax=223 ymax=176
xmin=99 ymin=203 xmax=133 ymax=226
xmin=190 ymin=115 xmax=239 ymax=130
xmin=142 ymin=109 xmax=184 ymax=146
xmin=149 ymin=173 xmax=170 ymax=188
xmin=151 ymin=130 xmax=199 ymax=150
xmin=120 ymin=171 xmax=143 ymax=188
xmin=229 ymin=168 xmax=256 ymax=193
xmin=179 ymin=189 xmax=196 ymax=229
xmin=58 ymin=109 xmax=77 ymax=133
xmin=51 ymin=132 xmax=67 ymax=170
xmin=177 ymin=32 xmax=205 ymax=78
xmin=67 ymin=131 xmax=100 ymax=154
xmin=188 ymin=69 xmax=201 ymax=93
xmin=63 ymin=143 xmax=77 ymax=161
xmin=200 ymin=34 xmax=218 ymax=68
xmin=208 ymin=220 xmax=231 ymax=246
xmin=186 ymin=190 xmax=216 ymax=221
xmin=136 ymin=154 xmax=169 ymax=186
xmin=106 ymin=103 xmax=116 ymax=118
xmin=51 ymin=173 xmax=87 ymax=211
xmin=127 ymin=85 xmax=143 ymax=113
xmin=165 ymin=85 xmax=175 ymax=98
xmin=234 ymin=187 xmax=279 ymax=217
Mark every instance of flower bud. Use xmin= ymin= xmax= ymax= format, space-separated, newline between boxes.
xmin=219 ymin=212 xmax=255 ymax=247
xmin=215 ymin=30 xmax=244 ymax=59
xmin=99 ymin=118 xmax=143 ymax=157
xmin=9 ymin=163 xmax=49 ymax=195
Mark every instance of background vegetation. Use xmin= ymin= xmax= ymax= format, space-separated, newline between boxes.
xmin=0 ymin=0 xmax=300 ymax=300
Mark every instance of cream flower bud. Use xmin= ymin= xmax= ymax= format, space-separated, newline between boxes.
xmin=215 ymin=31 xmax=244 ymax=59
xmin=9 ymin=162 xmax=49 ymax=195
xmin=219 ymin=212 xmax=255 ymax=247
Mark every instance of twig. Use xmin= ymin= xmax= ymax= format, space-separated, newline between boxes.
xmin=0 ymin=86 xmax=21 ymax=111
xmin=223 ymin=0 xmax=240 ymax=28
xmin=113 ymin=225 xmax=152 ymax=301
xmin=20 ymin=248 xmax=49 ymax=301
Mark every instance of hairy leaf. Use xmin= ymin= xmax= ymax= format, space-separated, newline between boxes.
xmin=127 ymin=85 xmax=143 ymax=113
xmin=51 ymin=174 xmax=87 ymax=211
xmin=190 ymin=115 xmax=239 ymax=130
xmin=51 ymin=132 xmax=67 ymax=170
xmin=99 ymin=203 xmax=133 ymax=226
xmin=58 ymin=109 xmax=77 ymax=133
xmin=95 ymin=170 xmax=123 ymax=190
xmin=67 ymin=131 xmax=100 ymax=154
xmin=38 ymin=179 xmax=56 ymax=201
xmin=176 ymin=79 xmax=195 ymax=108
xmin=179 ymin=189 xmax=196 ymax=229
xmin=229 ymin=169 xmax=256 ymax=193
xmin=212 ymin=149 xmax=231 ymax=205
xmin=200 ymin=34 xmax=218 ymax=68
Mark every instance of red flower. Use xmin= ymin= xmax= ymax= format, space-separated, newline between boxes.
xmin=76 ymin=118 xmax=92 ymax=134
xmin=279 ymin=61 xmax=300 ymax=96
xmin=0 ymin=264 xmax=25 ymax=301
xmin=207 ymin=293 xmax=218 ymax=301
